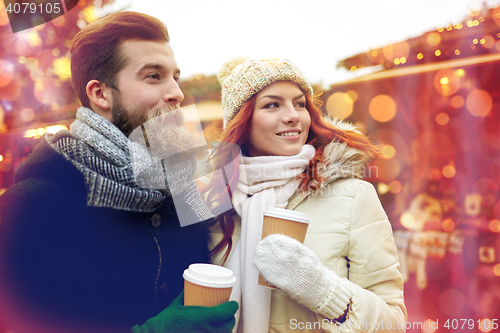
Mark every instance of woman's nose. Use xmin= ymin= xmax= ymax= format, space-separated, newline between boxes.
xmin=282 ymin=104 xmax=300 ymax=124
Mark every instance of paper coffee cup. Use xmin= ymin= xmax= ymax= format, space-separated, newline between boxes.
xmin=259 ymin=207 xmax=309 ymax=288
xmin=183 ymin=263 xmax=236 ymax=306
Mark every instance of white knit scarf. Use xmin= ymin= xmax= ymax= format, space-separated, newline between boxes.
xmin=227 ymin=144 xmax=316 ymax=333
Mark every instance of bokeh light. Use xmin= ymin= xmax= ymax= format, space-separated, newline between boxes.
xmin=0 ymin=60 xmax=14 ymax=87
xmin=422 ymin=320 xmax=437 ymax=333
xmin=389 ymin=180 xmax=402 ymax=193
xmin=442 ymin=165 xmax=456 ymax=178
xmin=369 ymin=95 xmax=396 ymax=122
xmin=479 ymin=318 xmax=494 ymax=332
xmin=427 ymin=32 xmax=441 ymax=46
xmin=451 ymin=95 xmax=465 ymax=108
xmin=401 ymin=212 xmax=415 ymax=229
xmin=439 ymin=288 xmax=466 ymax=316
xmin=326 ymin=92 xmax=354 ymax=120
xmin=0 ymin=0 xmax=8 ymax=26
xmin=30 ymin=68 xmax=45 ymax=82
xmin=466 ymin=89 xmax=492 ymax=117
xmin=52 ymin=15 xmax=66 ymax=28
xmin=489 ymin=219 xmax=500 ymax=233
xmin=436 ymin=112 xmax=449 ymax=125
xmin=442 ymin=218 xmax=455 ymax=231
xmin=345 ymin=90 xmax=358 ymax=103
xmin=0 ymin=79 xmax=21 ymax=101
xmin=377 ymin=183 xmax=389 ymax=195
xmin=53 ymin=57 xmax=71 ymax=81
xmin=382 ymin=41 xmax=410 ymax=62
xmin=20 ymin=108 xmax=35 ymax=122
xmin=434 ymin=69 xmax=461 ymax=96
xmin=481 ymin=35 xmax=495 ymax=48
xmin=373 ymin=158 xmax=401 ymax=182
xmin=381 ymin=144 xmax=396 ymax=159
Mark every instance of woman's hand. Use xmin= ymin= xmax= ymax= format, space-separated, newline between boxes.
xmin=254 ymin=234 xmax=351 ymax=321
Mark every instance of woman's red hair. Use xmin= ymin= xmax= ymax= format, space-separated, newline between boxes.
xmin=205 ymin=87 xmax=381 ymax=263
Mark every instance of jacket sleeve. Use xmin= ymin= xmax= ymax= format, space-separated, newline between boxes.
xmin=318 ymin=180 xmax=407 ymax=333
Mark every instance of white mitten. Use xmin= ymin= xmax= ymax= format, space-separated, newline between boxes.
xmin=254 ymin=234 xmax=351 ymax=320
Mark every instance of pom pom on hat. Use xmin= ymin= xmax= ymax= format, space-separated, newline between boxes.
xmin=219 ymin=57 xmax=313 ymax=128
xmin=217 ymin=56 xmax=248 ymax=85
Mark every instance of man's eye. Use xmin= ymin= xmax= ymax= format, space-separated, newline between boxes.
xmin=147 ymin=73 xmax=160 ymax=80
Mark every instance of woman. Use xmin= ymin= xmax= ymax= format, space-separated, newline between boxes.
xmin=206 ymin=57 xmax=407 ymax=333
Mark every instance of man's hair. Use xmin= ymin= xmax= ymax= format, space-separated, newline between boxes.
xmin=70 ymin=11 xmax=170 ymax=108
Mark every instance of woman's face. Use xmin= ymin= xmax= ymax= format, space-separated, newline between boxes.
xmin=247 ymin=81 xmax=311 ymax=157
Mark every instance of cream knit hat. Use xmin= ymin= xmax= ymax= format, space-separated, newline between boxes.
xmin=217 ymin=57 xmax=313 ymax=128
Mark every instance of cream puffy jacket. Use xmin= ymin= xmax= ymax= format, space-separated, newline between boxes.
xmin=209 ymin=121 xmax=407 ymax=333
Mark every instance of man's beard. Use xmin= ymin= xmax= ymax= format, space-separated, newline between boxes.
xmin=110 ymin=91 xmax=205 ymax=157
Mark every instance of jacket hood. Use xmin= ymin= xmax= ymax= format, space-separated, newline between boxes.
xmin=309 ymin=118 xmax=370 ymax=191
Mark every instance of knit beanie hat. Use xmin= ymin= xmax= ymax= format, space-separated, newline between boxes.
xmin=217 ymin=57 xmax=313 ymax=128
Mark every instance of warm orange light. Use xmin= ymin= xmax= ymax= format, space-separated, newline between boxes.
xmin=435 ymin=50 xmax=442 ymax=56
xmin=442 ymin=165 xmax=456 ymax=178
xmin=326 ymin=92 xmax=353 ymax=120
xmin=423 ymin=320 xmax=438 ymax=333
xmin=389 ymin=180 xmax=402 ymax=194
xmin=0 ymin=155 xmax=3 ymax=162
xmin=451 ymin=95 xmax=464 ymax=108
xmin=0 ymin=60 xmax=14 ymax=87
xmin=20 ymin=108 xmax=35 ymax=122
xmin=369 ymin=95 xmax=396 ymax=122
xmin=479 ymin=318 xmax=494 ymax=332
xmin=417 ymin=53 xmax=424 ymax=60
xmin=455 ymin=49 xmax=461 ymax=55
xmin=481 ymin=35 xmax=495 ymax=48
xmin=489 ymin=219 xmax=500 ymax=233
xmin=381 ymin=145 xmax=396 ymax=159
xmin=442 ymin=218 xmax=455 ymax=231
xmin=51 ymin=15 xmax=66 ymax=27
xmin=0 ymin=1 xmax=8 ymax=26
xmin=401 ymin=212 xmax=415 ymax=229
xmin=466 ymin=90 xmax=492 ymax=117
xmin=345 ymin=90 xmax=358 ymax=103
xmin=427 ymin=32 xmax=441 ymax=46
xmin=455 ymin=69 xmax=465 ymax=77
xmin=436 ymin=113 xmax=450 ymax=125
xmin=378 ymin=183 xmax=389 ymax=195
xmin=434 ymin=70 xmax=461 ymax=96
xmin=473 ymin=39 xmax=479 ymax=44
xmin=493 ymin=264 xmax=500 ymax=277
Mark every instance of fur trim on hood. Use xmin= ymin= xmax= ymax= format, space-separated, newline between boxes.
xmin=309 ymin=117 xmax=370 ymax=191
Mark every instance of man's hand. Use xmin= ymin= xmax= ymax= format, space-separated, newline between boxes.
xmin=131 ymin=290 xmax=238 ymax=333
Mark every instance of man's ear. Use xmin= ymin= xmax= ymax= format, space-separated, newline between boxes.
xmin=86 ymin=80 xmax=113 ymax=120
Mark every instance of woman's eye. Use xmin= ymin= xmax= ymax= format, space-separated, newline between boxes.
xmin=264 ymin=102 xmax=279 ymax=109
xmin=295 ymin=102 xmax=306 ymax=108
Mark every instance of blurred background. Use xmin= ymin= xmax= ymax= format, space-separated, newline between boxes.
xmin=1 ymin=0 xmax=500 ymax=331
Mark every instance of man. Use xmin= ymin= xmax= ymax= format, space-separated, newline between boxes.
xmin=0 ymin=11 xmax=237 ymax=333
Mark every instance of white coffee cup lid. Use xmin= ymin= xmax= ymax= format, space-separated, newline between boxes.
xmin=263 ymin=207 xmax=309 ymax=223
xmin=183 ymin=264 xmax=236 ymax=288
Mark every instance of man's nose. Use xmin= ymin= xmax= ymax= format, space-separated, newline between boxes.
xmin=163 ymin=78 xmax=184 ymax=104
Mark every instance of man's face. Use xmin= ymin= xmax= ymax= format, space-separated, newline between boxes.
xmin=109 ymin=39 xmax=184 ymax=136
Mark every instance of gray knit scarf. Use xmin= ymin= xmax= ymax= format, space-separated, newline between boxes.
xmin=46 ymin=107 xmax=213 ymax=222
